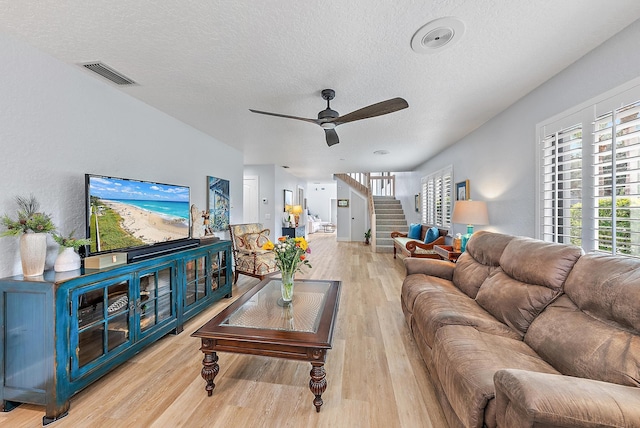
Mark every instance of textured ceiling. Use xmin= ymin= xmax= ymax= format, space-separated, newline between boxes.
xmin=2 ymin=1 xmax=640 ymax=181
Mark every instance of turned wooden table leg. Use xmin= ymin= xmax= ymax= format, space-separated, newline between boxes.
xmin=200 ymin=339 xmax=219 ymax=396
xmin=309 ymin=362 xmax=327 ymax=412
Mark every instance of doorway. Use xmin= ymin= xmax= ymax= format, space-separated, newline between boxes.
xmin=243 ymin=176 xmax=259 ymax=223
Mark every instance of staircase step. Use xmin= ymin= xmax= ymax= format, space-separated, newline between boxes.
xmin=376 ymin=213 xmax=405 ymax=220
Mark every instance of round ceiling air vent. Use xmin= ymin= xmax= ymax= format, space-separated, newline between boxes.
xmin=411 ymin=17 xmax=465 ymax=54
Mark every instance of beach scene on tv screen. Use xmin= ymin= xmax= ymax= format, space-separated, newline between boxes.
xmin=88 ymin=176 xmax=190 ymax=253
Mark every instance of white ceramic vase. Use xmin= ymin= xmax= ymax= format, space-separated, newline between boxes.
xmin=54 ymin=246 xmax=81 ymax=272
xmin=20 ymin=233 xmax=48 ymax=276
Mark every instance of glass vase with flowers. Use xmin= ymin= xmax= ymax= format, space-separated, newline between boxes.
xmin=263 ymin=236 xmax=311 ymax=303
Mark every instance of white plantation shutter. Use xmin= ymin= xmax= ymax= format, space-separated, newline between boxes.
xmin=540 ymin=124 xmax=583 ymax=245
xmin=593 ymin=100 xmax=640 ymax=256
xmin=421 ymin=166 xmax=452 ymax=228
xmin=537 ymin=79 xmax=640 ymax=257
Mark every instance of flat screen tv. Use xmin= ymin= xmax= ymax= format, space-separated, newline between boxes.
xmin=85 ymin=174 xmax=192 ymax=256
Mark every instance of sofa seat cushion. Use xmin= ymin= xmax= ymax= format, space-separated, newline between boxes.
xmin=525 ymin=294 xmax=640 ymax=388
xmin=393 ymin=237 xmax=437 ymax=255
xmin=401 ymin=274 xmax=455 ymax=316
xmin=411 ymin=286 xmax=521 ymax=350
xmin=432 ymin=325 xmax=560 ymax=428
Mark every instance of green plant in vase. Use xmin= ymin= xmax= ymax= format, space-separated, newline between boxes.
xmin=52 ymin=230 xmax=91 ymax=251
xmin=52 ymin=230 xmax=91 ymax=272
xmin=1 ymin=195 xmax=55 ymax=236
xmin=1 ymin=195 xmax=56 ymax=276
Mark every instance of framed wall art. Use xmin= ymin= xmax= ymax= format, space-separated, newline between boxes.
xmin=207 ymin=176 xmax=230 ymax=232
xmin=456 ymin=180 xmax=470 ymax=201
xmin=337 ymin=199 xmax=349 ymax=208
xmin=284 ymin=189 xmax=293 ymax=211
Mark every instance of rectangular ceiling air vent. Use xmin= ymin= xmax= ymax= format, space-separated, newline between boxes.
xmin=81 ymin=62 xmax=137 ymax=85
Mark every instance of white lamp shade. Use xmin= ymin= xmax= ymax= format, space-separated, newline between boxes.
xmin=452 ymin=200 xmax=489 ymax=225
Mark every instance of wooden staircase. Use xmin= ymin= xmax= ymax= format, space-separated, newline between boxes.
xmin=333 ymin=172 xmax=406 ymax=252
xmin=373 ymin=196 xmax=407 ymax=253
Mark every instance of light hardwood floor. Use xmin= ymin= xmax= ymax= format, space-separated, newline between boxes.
xmin=2 ymin=233 xmax=448 ymax=428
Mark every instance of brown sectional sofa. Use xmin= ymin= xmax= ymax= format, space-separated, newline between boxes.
xmin=401 ymin=231 xmax=640 ymax=428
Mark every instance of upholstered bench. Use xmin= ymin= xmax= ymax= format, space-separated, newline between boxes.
xmin=390 ymin=224 xmax=447 ymax=259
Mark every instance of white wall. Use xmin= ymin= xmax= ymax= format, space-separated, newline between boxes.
xmin=393 ymin=171 xmax=422 ymax=225
xmin=306 ymin=181 xmax=337 ymax=221
xmin=408 ymin=18 xmax=640 ymax=238
xmin=244 ymin=164 xmax=307 ymax=239
xmin=0 ymin=33 xmax=244 ymax=278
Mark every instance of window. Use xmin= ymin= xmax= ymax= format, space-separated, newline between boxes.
xmin=421 ymin=166 xmax=452 ymax=228
xmin=539 ymin=124 xmax=583 ymax=246
xmin=537 ymin=78 xmax=640 ymax=257
xmin=593 ymin=101 xmax=640 ymax=256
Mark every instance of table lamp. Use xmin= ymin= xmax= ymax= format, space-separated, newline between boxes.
xmin=451 ymin=200 xmax=489 ymax=252
xmin=291 ymin=205 xmax=303 ymax=227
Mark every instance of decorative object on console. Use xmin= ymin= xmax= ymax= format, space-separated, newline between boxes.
xmin=455 ymin=179 xmax=470 ymax=201
xmin=52 ymin=231 xmax=91 ymax=272
xmin=1 ymin=195 xmax=56 ymax=276
xmin=290 ymin=205 xmax=303 ymax=226
xmin=190 ymin=204 xmax=205 ymax=238
xmin=207 ymin=176 xmax=230 ymax=232
xmin=83 ymin=252 xmax=128 ymax=269
xmin=451 ymin=200 xmax=488 ymax=252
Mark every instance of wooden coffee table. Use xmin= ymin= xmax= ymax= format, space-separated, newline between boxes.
xmin=192 ymin=278 xmax=341 ymax=412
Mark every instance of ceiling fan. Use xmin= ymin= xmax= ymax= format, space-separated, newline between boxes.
xmin=249 ymin=89 xmax=409 ymax=147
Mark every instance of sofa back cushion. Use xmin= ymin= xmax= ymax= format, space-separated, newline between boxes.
xmin=419 ymin=224 xmax=447 ymax=241
xmin=525 ymin=254 xmax=640 ymax=386
xmin=475 ymin=237 xmax=582 ymax=337
xmin=452 ymin=231 xmax=515 ymax=298
xmin=230 ymin=223 xmax=264 ymax=251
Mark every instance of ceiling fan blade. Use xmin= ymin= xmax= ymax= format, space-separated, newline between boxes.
xmin=324 ymin=128 xmax=340 ymax=147
xmin=249 ymin=109 xmax=319 ymax=125
xmin=333 ymin=97 xmax=409 ymax=125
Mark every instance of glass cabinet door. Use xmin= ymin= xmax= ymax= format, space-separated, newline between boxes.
xmin=139 ymin=266 xmax=174 ymax=334
xmin=72 ymin=275 xmax=132 ymax=375
xmin=211 ymin=250 xmax=228 ymax=292
xmin=185 ymin=254 xmax=208 ymax=308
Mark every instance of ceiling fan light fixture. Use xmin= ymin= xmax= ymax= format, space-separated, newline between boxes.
xmin=320 ymin=122 xmax=336 ymax=129
xmin=411 ymin=17 xmax=465 ymax=54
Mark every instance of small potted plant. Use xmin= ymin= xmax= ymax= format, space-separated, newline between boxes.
xmin=52 ymin=230 xmax=91 ymax=272
xmin=364 ymin=229 xmax=372 ymax=245
xmin=1 ymin=195 xmax=56 ymax=276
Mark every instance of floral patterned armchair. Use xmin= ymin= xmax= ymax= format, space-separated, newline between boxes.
xmin=228 ymin=223 xmax=279 ymax=283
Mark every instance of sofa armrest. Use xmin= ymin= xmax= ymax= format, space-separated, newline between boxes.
xmin=406 ymin=235 xmax=445 ymax=253
xmin=494 ymin=369 xmax=640 ymax=428
xmin=403 ymin=257 xmax=454 ymax=280
xmin=391 ymin=231 xmax=408 ymax=238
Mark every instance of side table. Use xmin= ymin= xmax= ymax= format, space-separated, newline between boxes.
xmin=434 ymin=245 xmax=462 ymax=262
xmin=282 ymin=225 xmax=305 ymax=238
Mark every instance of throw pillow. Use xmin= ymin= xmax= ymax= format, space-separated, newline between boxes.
xmin=424 ymin=227 xmax=440 ymax=243
xmin=408 ymin=223 xmax=422 ymax=239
